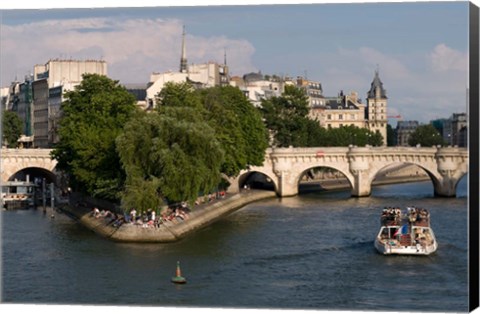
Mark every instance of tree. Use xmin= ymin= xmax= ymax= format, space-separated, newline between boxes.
xmin=260 ymin=85 xmax=314 ymax=147
xmin=197 ymin=85 xmax=268 ymax=177
xmin=51 ymin=74 xmax=137 ymax=200
xmin=408 ymin=124 xmax=446 ymax=147
xmin=117 ymin=84 xmax=224 ymax=210
xmin=2 ymin=110 xmax=23 ymax=148
xmin=325 ymin=125 xmax=383 ymax=146
xmin=386 ymin=124 xmax=395 ymax=146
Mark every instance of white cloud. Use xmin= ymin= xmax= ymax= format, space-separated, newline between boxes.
xmin=1 ymin=17 xmax=256 ymax=84
xmin=428 ymin=43 xmax=468 ymax=72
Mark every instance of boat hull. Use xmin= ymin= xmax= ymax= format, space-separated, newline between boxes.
xmin=374 ymin=238 xmax=437 ymax=255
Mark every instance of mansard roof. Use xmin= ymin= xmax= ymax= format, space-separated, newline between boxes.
xmin=367 ymin=70 xmax=387 ymax=99
xmin=324 ymin=97 xmax=360 ymax=110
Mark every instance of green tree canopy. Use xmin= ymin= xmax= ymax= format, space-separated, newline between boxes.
xmin=197 ymin=85 xmax=268 ymax=177
xmin=324 ymin=125 xmax=383 ymax=147
xmin=408 ymin=124 xmax=446 ymax=147
xmin=2 ymin=110 xmax=23 ymax=148
xmin=117 ymin=83 xmax=224 ymax=210
xmin=260 ymin=85 xmax=313 ymax=147
xmin=51 ymin=74 xmax=137 ymax=200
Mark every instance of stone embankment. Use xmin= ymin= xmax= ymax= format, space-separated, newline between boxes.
xmin=59 ymin=190 xmax=276 ymax=243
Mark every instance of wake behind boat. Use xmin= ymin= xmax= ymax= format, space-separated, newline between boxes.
xmin=374 ymin=207 xmax=438 ymax=255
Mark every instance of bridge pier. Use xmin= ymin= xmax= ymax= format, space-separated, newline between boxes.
xmin=433 ymin=175 xmax=460 ymax=197
xmin=275 ymin=170 xmax=299 ymax=197
xmin=351 ymin=170 xmax=372 ymax=197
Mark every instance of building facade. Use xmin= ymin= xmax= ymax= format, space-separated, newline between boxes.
xmin=395 ymin=120 xmax=419 ymax=146
xmin=32 ymin=79 xmax=49 ymax=147
xmin=315 ymin=92 xmax=367 ymax=129
xmin=3 ymin=59 xmax=109 ymax=148
xmin=34 ymin=59 xmax=107 ymax=88
xmin=229 ymin=72 xmax=286 ymax=107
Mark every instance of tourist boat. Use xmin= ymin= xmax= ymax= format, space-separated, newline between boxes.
xmin=374 ymin=207 xmax=438 ymax=255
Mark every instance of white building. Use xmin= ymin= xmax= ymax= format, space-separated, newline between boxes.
xmin=144 ymin=28 xmax=229 ymax=109
xmin=34 ymin=59 xmax=107 ymax=88
xmin=229 ymin=72 xmax=287 ymax=107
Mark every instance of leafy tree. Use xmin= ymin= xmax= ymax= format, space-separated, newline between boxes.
xmin=197 ymin=85 xmax=268 ymax=177
xmin=117 ymin=85 xmax=224 ymax=210
xmin=386 ymin=123 xmax=395 ymax=146
xmin=2 ymin=110 xmax=23 ymax=148
xmin=408 ymin=124 xmax=446 ymax=147
xmin=260 ymin=85 xmax=313 ymax=147
xmin=51 ymin=74 xmax=137 ymax=200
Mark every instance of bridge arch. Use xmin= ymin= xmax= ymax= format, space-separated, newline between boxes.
xmin=7 ymin=166 xmax=57 ymax=184
xmin=294 ymin=165 xmax=354 ymax=194
xmin=237 ymin=171 xmax=277 ymax=192
xmin=0 ymin=149 xmax=58 ymax=184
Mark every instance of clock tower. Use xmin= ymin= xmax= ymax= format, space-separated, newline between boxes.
xmin=366 ymin=70 xmax=388 ymax=145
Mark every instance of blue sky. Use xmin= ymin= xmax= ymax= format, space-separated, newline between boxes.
xmin=0 ymin=1 xmax=473 ymax=124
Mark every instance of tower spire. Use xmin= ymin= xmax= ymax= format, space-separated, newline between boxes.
xmin=180 ymin=25 xmax=187 ymax=73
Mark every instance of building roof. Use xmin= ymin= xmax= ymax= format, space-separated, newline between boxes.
xmin=124 ymin=84 xmax=147 ymax=101
xmin=243 ymin=72 xmax=264 ymax=83
xmin=367 ymin=70 xmax=387 ymax=99
xmin=324 ymin=97 xmax=360 ymax=110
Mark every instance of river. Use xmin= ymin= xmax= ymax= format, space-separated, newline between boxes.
xmin=1 ymin=178 xmax=468 ymax=312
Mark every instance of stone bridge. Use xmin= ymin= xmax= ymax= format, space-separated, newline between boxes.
xmin=1 ymin=146 xmax=469 ymax=198
xmin=0 ymin=148 xmax=58 ymax=183
xmin=231 ymin=146 xmax=468 ymax=197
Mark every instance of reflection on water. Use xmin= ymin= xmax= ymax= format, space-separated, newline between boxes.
xmin=2 ymin=178 xmax=468 ymax=311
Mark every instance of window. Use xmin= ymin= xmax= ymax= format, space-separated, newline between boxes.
xmin=339 ymin=114 xmax=343 ymax=120
xmin=327 ymin=114 xmax=332 ymax=120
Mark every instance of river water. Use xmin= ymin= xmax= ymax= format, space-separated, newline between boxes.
xmin=1 ymin=178 xmax=469 ymax=312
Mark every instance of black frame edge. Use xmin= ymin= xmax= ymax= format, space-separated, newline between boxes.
xmin=469 ymin=1 xmax=480 ymax=312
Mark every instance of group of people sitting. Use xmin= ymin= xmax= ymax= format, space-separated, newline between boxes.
xmin=90 ymin=204 xmax=192 ymax=229
xmin=88 ymin=190 xmax=228 ymax=229
xmin=381 ymin=206 xmax=430 ymax=226
xmin=407 ymin=206 xmax=430 ymax=224
xmin=381 ymin=207 xmax=403 ymax=224
xmin=91 ymin=207 xmax=125 ymax=228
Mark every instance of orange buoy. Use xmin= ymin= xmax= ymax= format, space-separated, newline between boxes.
xmin=171 ymin=261 xmax=187 ymax=284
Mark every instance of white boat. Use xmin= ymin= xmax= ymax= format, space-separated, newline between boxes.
xmin=374 ymin=207 xmax=438 ymax=255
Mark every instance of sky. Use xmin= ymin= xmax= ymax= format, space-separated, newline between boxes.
xmin=0 ymin=0 xmax=474 ymax=124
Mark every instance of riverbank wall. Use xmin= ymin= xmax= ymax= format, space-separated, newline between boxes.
xmin=59 ymin=190 xmax=276 ymax=243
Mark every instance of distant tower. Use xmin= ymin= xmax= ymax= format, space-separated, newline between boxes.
xmin=219 ymin=47 xmax=230 ymax=86
xmin=180 ymin=25 xmax=188 ymax=73
xmin=224 ymin=47 xmax=227 ymax=66
xmin=366 ymin=69 xmax=388 ymax=145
